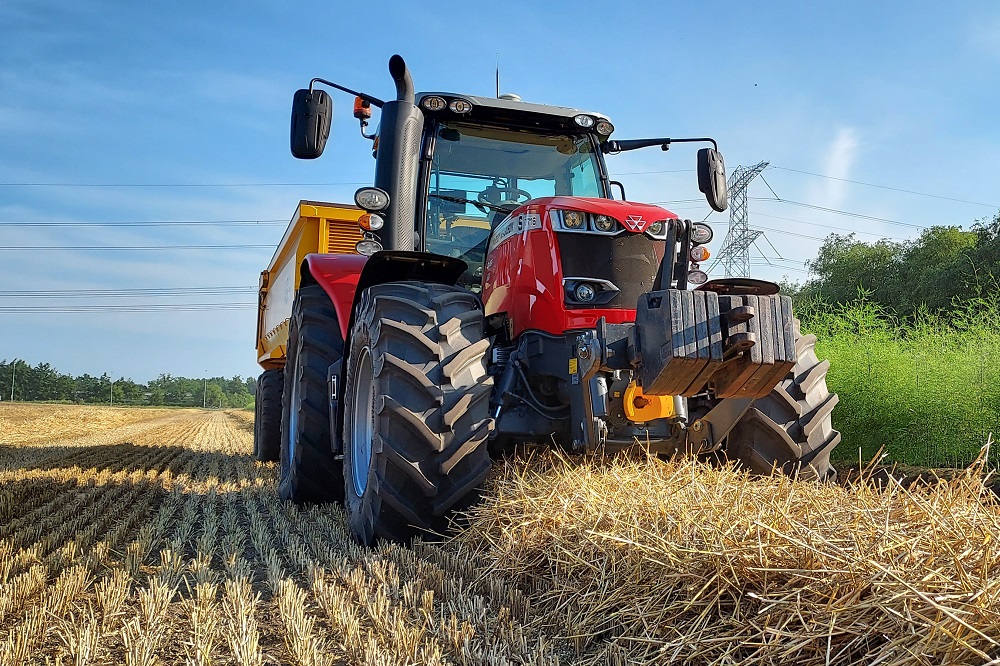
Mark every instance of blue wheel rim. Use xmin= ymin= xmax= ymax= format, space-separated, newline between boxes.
xmin=288 ymin=370 xmax=299 ymax=464
xmin=351 ymin=346 xmax=375 ymax=496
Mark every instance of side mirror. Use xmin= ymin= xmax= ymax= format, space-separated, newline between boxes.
xmin=697 ymin=148 xmax=728 ymax=212
xmin=290 ymin=89 xmax=332 ymax=159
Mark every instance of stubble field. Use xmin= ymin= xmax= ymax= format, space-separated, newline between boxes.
xmin=1 ymin=404 xmax=998 ymax=665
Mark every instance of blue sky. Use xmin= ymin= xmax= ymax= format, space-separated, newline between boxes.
xmin=1 ymin=0 xmax=998 ymax=382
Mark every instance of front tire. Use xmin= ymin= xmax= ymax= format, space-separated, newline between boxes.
xmin=279 ymin=284 xmax=345 ymax=503
xmin=254 ymin=369 xmax=283 ymax=461
xmin=727 ymin=320 xmax=841 ymax=480
xmin=342 ymin=281 xmax=493 ymax=544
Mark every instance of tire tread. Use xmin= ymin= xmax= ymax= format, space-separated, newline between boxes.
xmin=727 ymin=318 xmax=840 ymax=481
xmin=344 ymin=281 xmax=493 ymax=544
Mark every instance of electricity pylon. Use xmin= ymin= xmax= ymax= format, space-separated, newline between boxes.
xmin=715 ymin=161 xmax=769 ymax=277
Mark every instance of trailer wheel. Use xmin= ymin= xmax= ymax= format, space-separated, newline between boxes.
xmin=342 ymin=281 xmax=493 ymax=544
xmin=254 ymin=369 xmax=283 ymax=461
xmin=727 ymin=320 xmax=841 ymax=481
xmin=279 ymin=284 xmax=345 ymax=503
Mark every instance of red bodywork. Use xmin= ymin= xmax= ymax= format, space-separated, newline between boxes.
xmin=482 ymin=197 xmax=677 ymax=338
xmin=304 ymin=197 xmax=677 ymax=341
xmin=303 ymin=253 xmax=368 ymax=339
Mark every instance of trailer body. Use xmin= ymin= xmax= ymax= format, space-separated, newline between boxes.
xmin=256 ymin=201 xmax=364 ymax=369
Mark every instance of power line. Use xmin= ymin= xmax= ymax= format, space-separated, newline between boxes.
xmin=0 ymin=303 xmax=255 ymax=313
xmin=0 ymin=286 xmax=256 ymax=298
xmin=677 ymin=206 xmax=910 ymax=239
xmin=751 ymin=211 xmax=909 ymax=241
xmin=749 ymin=197 xmax=929 ymax=230
xmin=750 ymin=226 xmax=828 ymax=242
xmin=649 ymin=199 xmax=707 ymax=206
xmin=747 ymin=263 xmax=809 ymax=274
xmin=0 ymin=182 xmax=369 ymax=188
xmin=612 ymin=169 xmax=695 ymax=176
xmin=749 ymin=254 xmax=809 ymax=266
xmin=0 ymin=244 xmax=272 ymax=251
xmin=769 ymin=165 xmax=1000 ymax=209
xmin=0 ymin=219 xmax=285 ymax=227
xmin=637 ymin=163 xmax=997 ymax=209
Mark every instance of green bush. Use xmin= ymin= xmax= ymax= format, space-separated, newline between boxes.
xmin=800 ymin=297 xmax=1000 ymax=468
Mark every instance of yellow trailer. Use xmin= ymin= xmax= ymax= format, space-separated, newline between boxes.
xmin=256 ymin=200 xmax=364 ymax=370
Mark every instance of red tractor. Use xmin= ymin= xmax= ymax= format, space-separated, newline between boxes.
xmin=257 ymin=55 xmax=840 ymax=544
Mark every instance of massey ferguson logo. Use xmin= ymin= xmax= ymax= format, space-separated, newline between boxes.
xmin=624 ymin=214 xmax=644 ymax=231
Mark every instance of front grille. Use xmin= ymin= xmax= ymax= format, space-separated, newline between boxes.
xmin=557 ymin=232 xmax=660 ymax=309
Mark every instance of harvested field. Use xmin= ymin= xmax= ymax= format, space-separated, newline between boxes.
xmin=0 ymin=403 xmax=181 ymax=447
xmin=0 ymin=407 xmax=997 ymax=665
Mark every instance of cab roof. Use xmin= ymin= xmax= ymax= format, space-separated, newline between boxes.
xmin=416 ymin=92 xmax=612 ymax=133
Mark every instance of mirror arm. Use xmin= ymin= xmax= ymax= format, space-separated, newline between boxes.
xmin=309 ymin=78 xmax=384 ymax=108
xmin=610 ymin=180 xmax=627 ymax=200
xmin=359 ymin=120 xmax=377 ymax=141
xmin=602 ymin=136 xmax=718 ymax=154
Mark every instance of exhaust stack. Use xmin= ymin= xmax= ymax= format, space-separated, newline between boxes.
xmin=373 ymin=55 xmax=423 ymax=252
xmin=388 ymin=54 xmax=415 ymax=104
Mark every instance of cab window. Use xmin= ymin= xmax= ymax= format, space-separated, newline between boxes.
xmin=425 ymin=122 xmax=605 ymax=287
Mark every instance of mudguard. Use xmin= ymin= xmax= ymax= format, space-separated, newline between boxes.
xmin=302 ymin=254 xmax=368 ymax=340
xmin=302 ymin=251 xmax=468 ymax=340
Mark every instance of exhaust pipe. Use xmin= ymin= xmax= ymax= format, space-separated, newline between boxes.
xmin=373 ymin=55 xmax=422 ymax=252
xmin=388 ymin=54 xmax=415 ymax=104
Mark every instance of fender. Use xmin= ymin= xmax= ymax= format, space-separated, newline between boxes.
xmin=302 ymin=253 xmax=369 ymax=340
xmin=302 ymin=250 xmax=468 ymax=340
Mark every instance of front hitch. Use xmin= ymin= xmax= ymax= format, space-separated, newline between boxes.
xmin=569 ymin=321 xmax=756 ymax=454
xmin=569 ymin=283 xmax=798 ymax=453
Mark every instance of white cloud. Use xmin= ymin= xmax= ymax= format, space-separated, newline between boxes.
xmin=809 ymin=127 xmax=859 ymax=210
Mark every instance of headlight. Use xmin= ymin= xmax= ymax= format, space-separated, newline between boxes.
xmin=448 ymin=99 xmax=473 ymax=114
xmin=646 ymin=220 xmax=668 ymax=240
xmin=593 ymin=215 xmax=616 ymax=232
xmin=574 ymin=283 xmax=596 ymax=302
xmin=563 ymin=211 xmax=585 ymax=229
xmin=356 ymin=234 xmax=382 ymax=256
xmin=573 ymin=114 xmax=595 ymax=128
xmin=595 ymin=120 xmax=614 ymax=135
xmin=354 ymin=187 xmax=389 ymax=212
xmin=563 ymin=277 xmax=620 ymax=306
xmin=690 ymin=222 xmax=714 ymax=244
xmin=551 ymin=209 xmax=623 ymax=234
xmin=421 ymin=96 xmax=447 ymax=112
xmin=687 ymin=269 xmax=708 ymax=285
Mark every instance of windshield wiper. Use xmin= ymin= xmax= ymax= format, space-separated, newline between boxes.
xmin=429 ymin=193 xmax=516 ymax=214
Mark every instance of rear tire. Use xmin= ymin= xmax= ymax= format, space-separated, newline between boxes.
xmin=279 ymin=284 xmax=345 ymax=503
xmin=342 ymin=281 xmax=494 ymax=544
xmin=727 ymin=320 xmax=841 ymax=481
xmin=254 ymin=369 xmax=283 ymax=461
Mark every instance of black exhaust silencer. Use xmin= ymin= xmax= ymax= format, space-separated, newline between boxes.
xmin=372 ymin=55 xmax=423 ymax=252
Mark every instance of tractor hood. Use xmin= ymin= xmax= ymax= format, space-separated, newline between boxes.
xmin=531 ymin=197 xmax=678 ymax=234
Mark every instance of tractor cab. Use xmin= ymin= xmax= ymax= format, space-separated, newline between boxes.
xmin=413 ymin=93 xmax=614 ymax=288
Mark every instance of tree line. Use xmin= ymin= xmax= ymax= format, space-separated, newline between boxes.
xmin=0 ymin=360 xmax=255 ymax=408
xmin=785 ymin=211 xmax=1000 ymax=317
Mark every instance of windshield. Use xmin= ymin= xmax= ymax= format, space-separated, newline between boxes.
xmin=425 ymin=122 xmax=605 ymax=287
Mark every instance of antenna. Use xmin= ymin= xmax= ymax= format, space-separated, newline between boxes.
xmin=495 ymin=54 xmax=500 ymax=98
xmin=714 ymin=161 xmax=769 ymax=277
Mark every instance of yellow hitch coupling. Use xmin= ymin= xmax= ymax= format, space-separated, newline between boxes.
xmin=623 ymin=382 xmax=675 ymax=423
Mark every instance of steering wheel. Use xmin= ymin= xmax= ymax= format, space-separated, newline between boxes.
xmin=478 ymin=187 xmax=533 ymax=207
